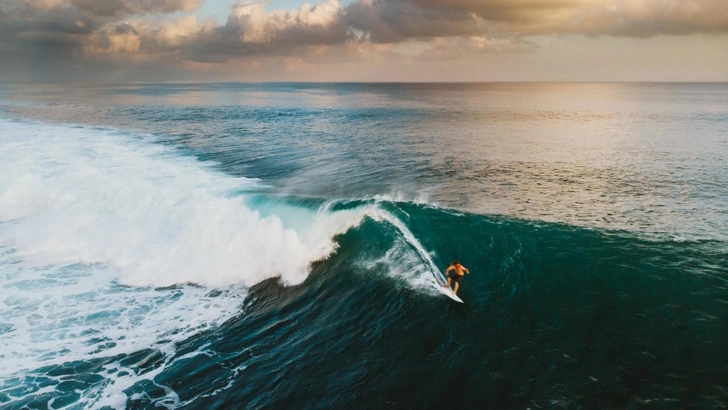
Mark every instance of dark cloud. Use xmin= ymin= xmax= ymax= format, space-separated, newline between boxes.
xmin=345 ymin=0 xmax=486 ymax=43
xmin=115 ymin=22 xmax=137 ymax=35
xmin=346 ymin=0 xmax=728 ymax=41
xmin=0 ymin=2 xmax=95 ymax=35
xmin=70 ymin=0 xmax=202 ymax=17
xmin=0 ymin=2 xmax=94 ymax=81
xmin=342 ymin=0 xmax=580 ymax=44
xmin=0 ymin=0 xmax=202 ymax=81
xmin=406 ymin=0 xmax=581 ymax=23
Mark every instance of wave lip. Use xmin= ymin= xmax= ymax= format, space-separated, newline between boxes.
xmin=0 ymin=118 xmax=366 ymax=288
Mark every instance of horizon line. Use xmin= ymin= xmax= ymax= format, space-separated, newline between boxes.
xmin=3 ymin=80 xmax=728 ymax=86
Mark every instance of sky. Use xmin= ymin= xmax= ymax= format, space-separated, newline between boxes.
xmin=1 ymin=0 xmax=727 ymax=82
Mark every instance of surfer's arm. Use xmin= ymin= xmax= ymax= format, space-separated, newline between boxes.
xmin=445 ymin=265 xmax=454 ymax=274
xmin=464 ymin=267 xmax=470 ymax=274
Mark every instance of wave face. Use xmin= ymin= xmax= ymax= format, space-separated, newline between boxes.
xmin=1 ymin=83 xmax=727 ymax=409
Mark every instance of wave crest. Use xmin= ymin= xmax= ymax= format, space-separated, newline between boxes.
xmin=0 ymin=119 xmax=365 ymax=288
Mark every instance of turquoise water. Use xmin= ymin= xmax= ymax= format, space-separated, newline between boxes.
xmin=0 ymin=83 xmax=726 ymax=408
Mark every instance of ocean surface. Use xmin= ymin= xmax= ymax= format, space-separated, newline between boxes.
xmin=0 ymin=83 xmax=726 ymax=409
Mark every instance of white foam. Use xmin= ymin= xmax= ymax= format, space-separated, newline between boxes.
xmin=365 ymin=205 xmax=450 ymax=294
xmin=372 ymin=191 xmax=435 ymax=206
xmin=0 ymin=118 xmax=363 ymax=288
xmin=0 ymin=248 xmax=245 ymax=408
xmin=0 ymin=118 xmax=369 ymax=408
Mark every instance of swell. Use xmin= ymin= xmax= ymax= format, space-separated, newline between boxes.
xmin=152 ymin=204 xmax=728 ymax=409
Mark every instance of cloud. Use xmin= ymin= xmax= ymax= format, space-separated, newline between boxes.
xmin=414 ymin=36 xmax=539 ymax=61
xmin=1 ymin=0 xmax=727 ymax=81
xmin=0 ymin=1 xmax=96 ymax=35
xmin=345 ymin=0 xmax=487 ymax=43
xmin=0 ymin=0 xmax=203 ymax=80
xmin=347 ymin=0 xmax=728 ymax=41
xmin=137 ymin=0 xmax=353 ymax=63
xmin=224 ymin=0 xmax=348 ymax=48
xmin=70 ymin=0 xmax=202 ymax=18
xmin=558 ymin=0 xmax=728 ymax=37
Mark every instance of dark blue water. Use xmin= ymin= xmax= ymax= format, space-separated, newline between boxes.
xmin=0 ymin=83 xmax=727 ymax=409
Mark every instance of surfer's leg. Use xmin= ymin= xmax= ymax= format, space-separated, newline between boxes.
xmin=446 ymin=277 xmax=452 ymax=288
xmin=453 ymin=282 xmax=459 ymax=295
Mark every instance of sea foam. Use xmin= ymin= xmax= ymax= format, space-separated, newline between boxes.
xmin=0 ymin=118 xmax=364 ymax=288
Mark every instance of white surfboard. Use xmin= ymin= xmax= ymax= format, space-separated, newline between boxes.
xmin=433 ymin=270 xmax=463 ymax=303
xmin=439 ymin=285 xmax=463 ymax=303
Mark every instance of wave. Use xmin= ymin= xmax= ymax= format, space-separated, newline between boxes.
xmin=0 ymin=118 xmax=370 ymax=289
xmin=0 ymin=118 xmax=377 ymax=407
xmin=0 ymin=117 xmax=460 ymax=408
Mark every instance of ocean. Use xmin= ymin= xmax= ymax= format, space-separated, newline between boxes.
xmin=0 ymin=83 xmax=726 ymax=409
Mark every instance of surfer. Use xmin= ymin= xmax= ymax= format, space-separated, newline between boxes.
xmin=445 ymin=260 xmax=469 ymax=296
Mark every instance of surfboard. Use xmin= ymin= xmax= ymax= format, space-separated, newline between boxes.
xmin=433 ymin=269 xmax=463 ymax=303
xmin=439 ymin=285 xmax=463 ymax=303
